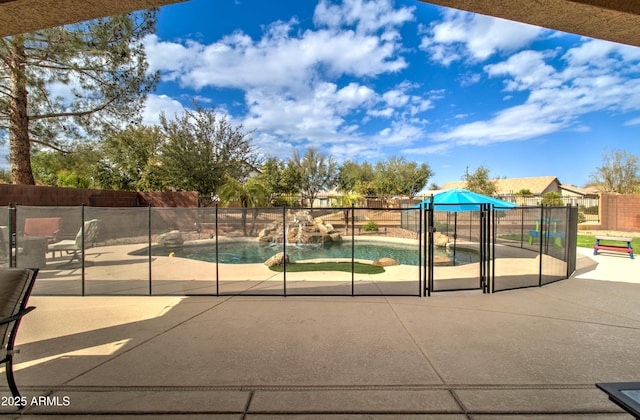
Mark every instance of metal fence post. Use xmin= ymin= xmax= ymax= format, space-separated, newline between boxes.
xmin=351 ymin=205 xmax=355 ymax=296
xmin=418 ymin=206 xmax=423 ymax=297
xmin=215 ymin=204 xmax=219 ymax=296
xmin=8 ymin=204 xmax=15 ymax=267
xmin=81 ymin=204 xmax=86 ymax=296
xmin=427 ymin=196 xmax=434 ymax=297
xmin=479 ymin=205 xmax=485 ymax=293
xmin=148 ymin=204 xmax=152 ymax=296
xmin=490 ymin=205 xmax=495 ymax=293
xmin=538 ymin=206 xmax=544 ymax=287
xmin=282 ymin=205 xmax=287 ymax=297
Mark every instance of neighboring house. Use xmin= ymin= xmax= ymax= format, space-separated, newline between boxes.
xmin=419 ymin=176 xmax=598 ymax=208
xmin=439 ymin=176 xmax=561 ymax=196
xmin=438 ymin=176 xmax=596 ymax=198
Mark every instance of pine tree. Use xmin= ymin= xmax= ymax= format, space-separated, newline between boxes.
xmin=0 ymin=11 xmax=159 ymax=184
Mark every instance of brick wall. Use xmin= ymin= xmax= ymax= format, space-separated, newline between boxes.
xmin=0 ymin=184 xmax=198 ymax=208
xmin=598 ymin=193 xmax=640 ymax=232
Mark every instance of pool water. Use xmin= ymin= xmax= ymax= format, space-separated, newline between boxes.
xmin=160 ymin=241 xmax=478 ymax=266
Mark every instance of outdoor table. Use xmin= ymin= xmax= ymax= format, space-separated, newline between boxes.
xmin=17 ymin=236 xmax=47 ymax=269
xmin=597 ymin=382 xmax=640 ymax=419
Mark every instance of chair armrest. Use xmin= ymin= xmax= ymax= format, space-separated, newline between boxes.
xmin=0 ymin=306 xmax=36 ymax=326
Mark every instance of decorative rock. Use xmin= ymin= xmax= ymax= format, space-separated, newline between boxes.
xmin=260 ymin=210 xmax=342 ymax=244
xmin=317 ymin=224 xmax=329 ymax=235
xmin=433 ymin=255 xmax=452 ymax=266
xmin=265 ymin=252 xmax=290 ymax=267
xmin=373 ymin=257 xmax=400 ymax=267
xmin=329 ymin=233 xmax=342 ymax=242
xmin=433 ymin=232 xmax=450 ymax=247
xmin=159 ymin=230 xmax=184 ymax=248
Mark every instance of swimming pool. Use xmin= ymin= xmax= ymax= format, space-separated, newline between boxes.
xmin=150 ymin=241 xmax=479 ymax=266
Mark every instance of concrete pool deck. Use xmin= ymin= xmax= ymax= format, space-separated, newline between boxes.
xmin=31 ymin=239 xmax=561 ymax=296
xmin=1 ymin=246 xmax=639 ymax=417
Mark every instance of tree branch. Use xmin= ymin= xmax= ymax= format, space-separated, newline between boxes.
xmin=30 ymin=138 xmax=69 ymax=153
xmin=30 ymin=97 xmax=116 ymax=121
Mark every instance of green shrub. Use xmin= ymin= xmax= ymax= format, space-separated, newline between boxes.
xmin=541 ymin=191 xmax=564 ymax=206
xmin=577 ymin=212 xmax=586 ymax=224
xmin=362 ymin=220 xmax=379 ymax=232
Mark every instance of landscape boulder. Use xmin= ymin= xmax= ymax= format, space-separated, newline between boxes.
xmin=158 ymin=230 xmax=184 ymax=248
xmin=373 ymin=257 xmax=400 ymax=267
xmin=264 ymin=252 xmax=290 ymax=267
xmin=432 ymin=255 xmax=452 ymax=266
xmin=433 ymin=232 xmax=451 ymax=247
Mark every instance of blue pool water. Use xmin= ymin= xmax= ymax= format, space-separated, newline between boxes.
xmin=157 ymin=241 xmax=479 ymax=266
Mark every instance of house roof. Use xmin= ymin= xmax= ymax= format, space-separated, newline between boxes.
xmin=559 ymin=183 xmax=598 ymax=197
xmin=441 ymin=176 xmax=561 ymax=196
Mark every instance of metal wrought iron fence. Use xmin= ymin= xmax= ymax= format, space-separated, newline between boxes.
xmin=2 ymin=204 xmax=577 ymax=297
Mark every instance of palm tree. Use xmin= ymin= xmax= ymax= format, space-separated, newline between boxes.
xmin=332 ymin=191 xmax=364 ymax=231
xmin=218 ymin=176 xmax=270 ymax=236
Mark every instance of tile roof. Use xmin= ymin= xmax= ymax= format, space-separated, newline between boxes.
xmin=441 ymin=176 xmax=561 ymax=195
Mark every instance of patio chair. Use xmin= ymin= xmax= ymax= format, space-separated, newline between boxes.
xmin=0 ymin=267 xmax=38 ymax=406
xmin=48 ymin=219 xmax=100 ymax=265
xmin=23 ymin=217 xmax=61 ymax=244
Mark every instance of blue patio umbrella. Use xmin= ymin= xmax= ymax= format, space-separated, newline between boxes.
xmin=413 ymin=188 xmax=518 ymax=266
xmin=414 ymin=188 xmax=518 ymax=212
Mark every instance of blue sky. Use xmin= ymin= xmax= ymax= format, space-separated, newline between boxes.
xmin=142 ymin=0 xmax=640 ymax=189
xmin=5 ymin=0 xmax=640 ymax=189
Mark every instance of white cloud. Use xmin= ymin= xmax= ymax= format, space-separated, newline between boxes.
xmin=142 ymin=94 xmax=186 ymax=125
xmin=624 ymin=117 xmax=640 ymax=126
xmin=484 ymin=50 xmax=561 ymax=91
xmin=419 ymin=38 xmax=640 ymax=152
xmin=313 ymin=0 xmax=414 ymax=34
xmin=375 ymin=120 xmax=424 ymax=145
xmin=145 ymin=15 xmax=408 ymax=93
xmin=382 ymin=89 xmax=410 ymax=107
xmin=420 ymin=10 xmax=544 ymax=65
xmin=143 ymin=34 xmax=201 ymax=82
xmin=368 ymin=107 xmax=394 ymax=118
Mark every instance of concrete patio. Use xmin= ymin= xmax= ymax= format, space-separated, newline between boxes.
xmin=1 ymin=246 xmax=639 ymax=418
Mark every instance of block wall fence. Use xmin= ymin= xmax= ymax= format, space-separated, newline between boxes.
xmin=598 ymin=193 xmax=640 ymax=232
xmin=0 ymin=184 xmax=198 ymax=208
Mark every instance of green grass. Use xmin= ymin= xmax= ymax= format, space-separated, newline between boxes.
xmin=269 ymin=261 xmax=385 ymax=274
xmin=498 ymin=233 xmax=639 ymax=249
xmin=577 ymin=235 xmax=640 ymax=249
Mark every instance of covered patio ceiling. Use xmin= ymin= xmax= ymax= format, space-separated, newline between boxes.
xmin=420 ymin=0 xmax=640 ymax=48
xmin=1 ymin=0 xmax=639 ymax=46
xmin=0 ymin=0 xmax=188 ymax=38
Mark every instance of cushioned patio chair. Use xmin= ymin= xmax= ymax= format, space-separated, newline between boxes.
xmin=0 ymin=268 xmax=38 ymax=406
xmin=23 ymin=217 xmax=61 ymax=244
xmin=48 ymin=219 xmax=99 ymax=265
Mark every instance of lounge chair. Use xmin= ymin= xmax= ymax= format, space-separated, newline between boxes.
xmin=48 ymin=219 xmax=100 ymax=265
xmin=0 ymin=268 xmax=38 ymax=406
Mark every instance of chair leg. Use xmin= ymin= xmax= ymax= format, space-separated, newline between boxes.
xmin=5 ymin=356 xmax=25 ymax=408
xmin=58 ymin=250 xmax=80 ymax=268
